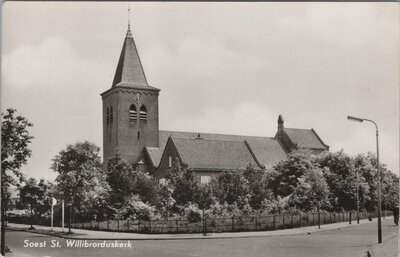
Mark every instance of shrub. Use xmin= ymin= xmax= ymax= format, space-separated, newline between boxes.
xmin=114 ymin=195 xmax=156 ymax=221
xmin=181 ymin=202 xmax=202 ymax=223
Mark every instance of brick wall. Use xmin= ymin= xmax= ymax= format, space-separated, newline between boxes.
xmin=102 ymin=87 xmax=159 ymax=167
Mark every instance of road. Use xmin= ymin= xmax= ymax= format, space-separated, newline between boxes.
xmin=5 ymin=218 xmax=398 ymax=257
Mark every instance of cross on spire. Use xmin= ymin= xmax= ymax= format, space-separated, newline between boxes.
xmin=127 ymin=6 xmax=132 ymax=38
xmin=128 ymin=6 xmax=131 ymax=27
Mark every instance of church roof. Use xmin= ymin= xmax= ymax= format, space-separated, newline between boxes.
xmin=146 ymin=130 xmax=287 ymax=169
xmin=112 ymin=26 xmax=155 ymax=89
xmin=171 ymin=138 xmax=258 ymax=171
xmin=244 ymin=137 xmax=288 ymax=168
xmin=283 ymin=128 xmax=328 ymax=150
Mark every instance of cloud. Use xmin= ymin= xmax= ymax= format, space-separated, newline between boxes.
xmin=330 ymin=125 xmax=399 ymax=173
xmin=2 ymin=3 xmax=398 ymax=179
xmin=3 ymin=38 xmax=112 ymax=115
xmin=164 ymin=101 xmax=278 ymax=137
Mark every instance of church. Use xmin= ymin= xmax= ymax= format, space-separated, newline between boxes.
xmin=101 ymin=24 xmax=329 ymax=183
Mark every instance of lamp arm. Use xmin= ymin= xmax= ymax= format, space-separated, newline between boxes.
xmin=363 ymin=119 xmax=378 ymax=133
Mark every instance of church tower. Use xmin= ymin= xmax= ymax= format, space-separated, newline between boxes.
xmin=101 ymin=24 xmax=160 ymax=166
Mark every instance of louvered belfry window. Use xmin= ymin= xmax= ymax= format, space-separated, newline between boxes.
xmin=129 ymin=104 xmax=137 ymax=120
xmin=140 ymin=105 xmax=147 ymax=122
xmin=106 ymin=107 xmax=110 ymax=125
xmin=110 ymin=106 xmax=113 ymax=123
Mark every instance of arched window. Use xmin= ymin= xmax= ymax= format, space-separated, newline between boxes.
xmin=106 ymin=107 xmax=109 ymax=125
xmin=110 ymin=106 xmax=113 ymax=123
xmin=129 ymin=104 xmax=137 ymax=120
xmin=140 ymin=105 xmax=147 ymax=121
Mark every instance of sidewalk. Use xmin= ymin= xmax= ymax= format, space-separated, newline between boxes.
xmin=367 ymin=228 xmax=399 ymax=257
xmin=7 ymin=218 xmax=380 ymax=241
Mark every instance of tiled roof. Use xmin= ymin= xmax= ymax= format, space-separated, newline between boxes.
xmin=245 ymin=137 xmax=287 ymax=168
xmin=172 ymin=138 xmax=257 ymax=171
xmin=112 ymin=26 xmax=149 ymax=88
xmin=283 ymin=128 xmax=328 ymax=150
xmin=145 ymin=147 xmax=164 ymax=167
xmin=146 ymin=130 xmax=287 ymax=168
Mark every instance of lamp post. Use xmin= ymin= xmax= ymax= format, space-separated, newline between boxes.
xmin=347 ymin=115 xmax=382 ymax=244
xmin=356 ymin=169 xmax=360 ymax=224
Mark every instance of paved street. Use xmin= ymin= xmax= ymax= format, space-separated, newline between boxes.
xmin=5 ymin=218 xmax=398 ymax=257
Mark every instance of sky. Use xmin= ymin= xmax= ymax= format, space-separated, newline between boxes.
xmin=2 ymin=2 xmax=399 ymax=181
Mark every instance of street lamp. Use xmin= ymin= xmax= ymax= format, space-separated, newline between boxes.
xmin=356 ymin=168 xmax=360 ymax=224
xmin=347 ymin=115 xmax=382 ymax=244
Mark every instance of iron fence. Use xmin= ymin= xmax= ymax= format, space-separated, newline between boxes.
xmin=68 ymin=210 xmax=391 ymax=234
xmin=8 ymin=210 xmax=393 ymax=234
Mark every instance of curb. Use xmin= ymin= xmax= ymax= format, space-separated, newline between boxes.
xmin=365 ymin=232 xmax=399 ymax=257
xmin=7 ymin=220 xmax=374 ymax=241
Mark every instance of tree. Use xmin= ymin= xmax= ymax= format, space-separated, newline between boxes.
xmin=288 ymin=167 xmax=331 ymax=212
xmin=156 ymin=178 xmax=176 ymax=218
xmin=381 ymin=171 xmax=399 ymax=211
xmin=1 ymin=109 xmax=33 ymax=187
xmin=353 ymin=153 xmax=376 ymax=211
xmin=107 ymin=152 xmax=157 ymax=206
xmin=316 ymin=151 xmax=359 ymax=211
xmin=195 ymin=183 xmax=216 ymax=211
xmin=162 ymin=157 xmax=202 ymax=207
xmin=170 ymin=166 xmax=200 ymax=207
xmin=243 ymin=164 xmax=273 ymax=210
xmin=156 ymin=158 xmax=216 ymax=215
xmin=114 ymin=195 xmax=156 ymax=221
xmin=51 ymin=141 xmax=110 ymax=233
xmin=1 ymin=108 xmax=33 ymax=255
xmin=354 ymin=153 xmax=399 ymax=212
xmin=213 ymin=170 xmax=250 ymax=207
xmin=19 ymin=178 xmax=50 ymax=229
xmin=270 ymin=150 xmax=315 ymax=197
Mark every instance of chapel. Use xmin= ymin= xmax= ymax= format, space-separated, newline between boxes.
xmin=101 ymin=25 xmax=329 ymax=182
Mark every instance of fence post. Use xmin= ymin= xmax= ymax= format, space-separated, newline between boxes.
xmin=283 ymin=214 xmax=285 ymax=229
xmin=204 ymin=215 xmax=207 ymax=235
xmin=149 ymin=219 xmax=151 ymax=233
xmin=273 ymin=215 xmax=276 ymax=230
xmin=291 ymin=214 xmax=294 ymax=228
xmin=349 ymin=212 xmax=351 ymax=224
xmin=255 ymin=216 xmax=258 ymax=231
xmin=231 ymin=217 xmax=235 ymax=232
xmin=117 ymin=219 xmax=120 ymax=231
xmin=98 ymin=219 xmax=100 ymax=230
xmin=299 ymin=214 xmax=301 ymax=227
xmin=127 ymin=220 xmax=130 ymax=232
xmin=318 ymin=212 xmax=320 ymax=229
xmin=312 ymin=213 xmax=315 ymax=226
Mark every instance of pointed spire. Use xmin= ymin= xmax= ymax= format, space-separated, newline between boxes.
xmin=278 ymin=114 xmax=284 ymax=131
xmin=126 ymin=24 xmax=133 ymax=38
xmin=112 ymin=20 xmax=149 ymax=88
